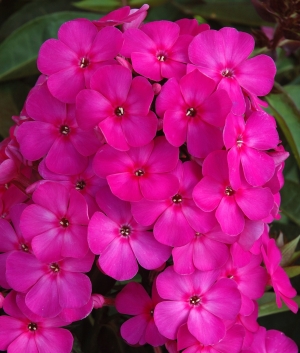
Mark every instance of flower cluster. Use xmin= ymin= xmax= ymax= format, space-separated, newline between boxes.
xmin=0 ymin=4 xmax=298 ymax=353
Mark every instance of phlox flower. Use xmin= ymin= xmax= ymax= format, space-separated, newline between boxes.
xmin=20 ymin=182 xmax=90 ymax=262
xmin=37 ymin=19 xmax=123 ymax=103
xmin=93 ymin=4 xmax=149 ymax=30
xmin=175 ymin=19 xmax=210 ymax=36
xmin=115 ymin=281 xmax=166 ymax=346
xmin=262 ymin=237 xmax=298 ymax=313
xmin=16 ymin=82 xmax=100 ymax=175
xmin=224 ymin=111 xmax=279 ymax=188
xmin=188 ymin=27 xmax=276 ymax=114
xmin=0 ymin=203 xmax=28 ymax=288
xmin=88 ymin=186 xmax=171 ymax=280
xmin=93 ymin=136 xmax=179 ymax=201
xmin=193 ymin=150 xmax=274 ymax=235
xmin=0 ymin=291 xmax=73 ymax=353
xmin=0 ymin=184 xmax=28 ymax=220
xmin=131 ymin=161 xmax=216 ymax=247
xmin=242 ymin=326 xmax=298 ymax=353
xmin=156 ymin=70 xmax=231 ymax=158
xmin=121 ymin=20 xmax=192 ymax=81
xmin=154 ymin=266 xmax=241 ymax=345
xmin=76 ymin=65 xmax=157 ymax=151
xmin=6 ymin=250 xmax=94 ymax=318
xmin=177 ymin=323 xmax=245 ymax=353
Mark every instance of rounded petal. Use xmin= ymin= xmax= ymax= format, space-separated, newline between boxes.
xmin=35 ymin=328 xmax=73 ymax=353
xmin=193 ymin=177 xmax=224 ymax=212
xmin=140 ymin=173 xmax=179 ymax=201
xmin=216 ymin=196 xmax=245 ymax=235
xmin=120 ymin=315 xmax=148 ymax=345
xmin=164 ymin=109 xmax=188 ymax=147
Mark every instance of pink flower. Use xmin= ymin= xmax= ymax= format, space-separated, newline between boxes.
xmin=6 ymin=251 xmax=93 ymax=318
xmin=93 ymin=136 xmax=179 ymax=201
xmin=189 ymin=27 xmax=276 ymax=114
xmin=121 ymin=21 xmax=192 ymax=81
xmin=224 ymin=111 xmax=279 ymax=188
xmin=20 ymin=182 xmax=90 ymax=262
xmin=37 ymin=19 xmax=123 ymax=103
xmin=175 ymin=19 xmax=210 ymax=36
xmin=76 ymin=65 xmax=157 ymax=151
xmin=0 ymin=184 xmax=28 ymax=220
xmin=154 ymin=266 xmax=241 ymax=345
xmin=93 ymin=4 xmax=149 ymax=30
xmin=115 ymin=281 xmax=166 ymax=346
xmin=0 ymin=291 xmax=73 ymax=353
xmin=16 ymin=82 xmax=100 ymax=175
xmin=131 ymin=161 xmax=216 ymax=247
xmin=262 ymin=237 xmax=298 ymax=313
xmin=88 ymin=186 xmax=171 ymax=280
xmin=193 ymin=150 xmax=274 ymax=235
xmin=156 ymin=70 xmax=231 ymax=158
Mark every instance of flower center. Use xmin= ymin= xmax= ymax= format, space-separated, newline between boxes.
xmin=186 ymin=108 xmax=196 ymax=117
xmin=227 ymin=274 xmax=234 ymax=279
xmin=236 ymin=135 xmax=243 ymax=147
xmin=28 ymin=323 xmax=38 ymax=331
xmin=80 ymin=57 xmax=89 ymax=68
xmin=115 ymin=107 xmax=124 ymax=116
xmin=189 ymin=295 xmax=201 ymax=305
xmin=150 ymin=309 xmax=154 ymax=316
xmin=221 ymin=68 xmax=234 ymax=78
xmin=172 ymin=194 xmax=182 ymax=204
xmin=224 ymin=185 xmax=235 ymax=196
xmin=60 ymin=217 xmax=69 ymax=228
xmin=50 ymin=263 xmax=60 ymax=273
xmin=75 ymin=180 xmax=86 ymax=190
xmin=120 ymin=225 xmax=131 ymax=237
xmin=195 ymin=232 xmax=202 ymax=237
xmin=135 ymin=169 xmax=145 ymax=177
xmin=60 ymin=125 xmax=70 ymax=135
xmin=21 ymin=244 xmax=29 ymax=252
xmin=157 ymin=54 xmax=166 ymax=62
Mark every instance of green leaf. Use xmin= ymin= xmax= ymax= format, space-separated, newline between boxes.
xmin=280 ymin=180 xmax=300 ymax=226
xmin=173 ymin=0 xmax=272 ymax=26
xmin=0 ymin=0 xmax=76 ymax=42
xmin=72 ymin=0 xmax=121 ymax=12
xmin=285 ymin=85 xmax=300 ymax=110
xmin=0 ymin=81 xmax=30 ymax=138
xmin=280 ymin=235 xmax=300 ymax=267
xmin=258 ymin=293 xmax=300 ymax=317
xmin=284 ymin=266 xmax=300 ymax=278
xmin=265 ymin=84 xmax=300 ymax=169
xmin=0 ymin=11 xmax=100 ymax=82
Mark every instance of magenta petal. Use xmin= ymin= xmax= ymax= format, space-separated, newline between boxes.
xmin=0 ymin=316 xmax=23 ymax=350
xmin=61 ymin=225 xmax=89 ymax=259
xmin=161 ymin=59 xmax=187 ymax=80
xmin=266 ymin=330 xmax=298 ymax=353
xmin=145 ymin=318 xmax=166 ymax=346
xmin=31 ymin=229 xmax=63 ymax=263
xmin=237 ymin=54 xmax=276 ymax=96
xmin=116 ymin=282 xmax=152 ymax=315
xmin=120 ymin=315 xmax=148 ymax=345
xmin=216 ymin=196 xmax=245 ymax=235
xmin=187 ymin=308 xmax=225 ymax=345
xmin=26 ymin=275 xmax=61 ymax=317
xmin=89 ymin=26 xmax=123 ymax=62
xmin=244 ymin=111 xmax=279 ymax=150
xmin=99 ymin=115 xmax=129 ymax=151
xmin=241 ymin=147 xmax=275 ymax=186
xmin=140 ymin=173 xmax=179 ymax=201
xmin=155 ymin=78 xmax=184 ymax=117
xmin=35 ymin=328 xmax=73 ymax=353
xmin=47 ymin=66 xmax=85 ymax=103
xmin=202 ymin=150 xmax=229 ymax=182
xmin=218 ymin=77 xmax=245 ymax=115
xmin=154 ymin=206 xmax=194 ymax=247
xmin=142 ymin=21 xmax=179 ymax=48
xmin=58 ymin=272 xmax=91 ymax=308
xmin=121 ymin=28 xmax=155 ymax=56
xmin=46 ymin=136 xmax=88 ymax=175
xmin=0 ymin=252 xmax=10 ymax=288
xmin=37 ymin=39 xmax=77 ymax=75
xmin=215 ymin=324 xmax=245 ymax=353
xmin=99 ymin=237 xmax=138 ymax=280
xmin=17 ymin=122 xmax=56 ymax=161
xmin=0 ymin=219 xmax=18 ymax=251
xmin=6 ymin=252 xmax=44 ymax=292
xmin=131 ymin=199 xmax=169 ymax=226
xmin=173 ymin=243 xmax=195 ymax=275
xmin=130 ymin=231 xmax=171 ymax=269
xmin=76 ymin=89 xmax=112 ymax=130
xmin=238 ymin=220 xmax=264 ymax=251
xmin=131 ymin=52 xmax=162 ymax=81
xmin=164 ymin=109 xmax=188 ymax=147
xmin=235 ymin=187 xmax=274 ymax=220
xmin=154 ymin=301 xmax=189 ymax=339
xmin=193 ymin=177 xmax=224 ymax=212
xmin=88 ymin=212 xmax=118 ymax=254
xmin=108 ymin=173 xmax=142 ymax=201
xmin=8 ymin=333 xmax=39 ymax=353
xmin=122 ymin=111 xmax=157 ymax=147
xmin=227 ymin=147 xmax=242 ymax=190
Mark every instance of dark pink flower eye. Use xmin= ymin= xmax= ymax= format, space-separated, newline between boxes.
xmin=157 ymin=53 xmax=167 ymax=61
xmin=172 ymin=194 xmax=182 ymax=204
xmin=28 ymin=323 xmax=38 ymax=331
xmin=224 ymin=185 xmax=235 ymax=196
xmin=114 ymin=107 xmax=124 ymax=116
xmin=59 ymin=125 xmax=70 ymax=135
xmin=21 ymin=244 xmax=29 ymax=252
xmin=50 ymin=263 xmax=60 ymax=272
xmin=135 ymin=169 xmax=145 ymax=177
xmin=60 ymin=218 xmax=69 ymax=228
xmin=75 ymin=180 xmax=86 ymax=190
xmin=221 ymin=68 xmax=234 ymax=78
xmin=120 ymin=225 xmax=131 ymax=237
xmin=79 ymin=57 xmax=89 ymax=68
xmin=189 ymin=295 xmax=201 ymax=305
xmin=186 ymin=107 xmax=196 ymax=117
